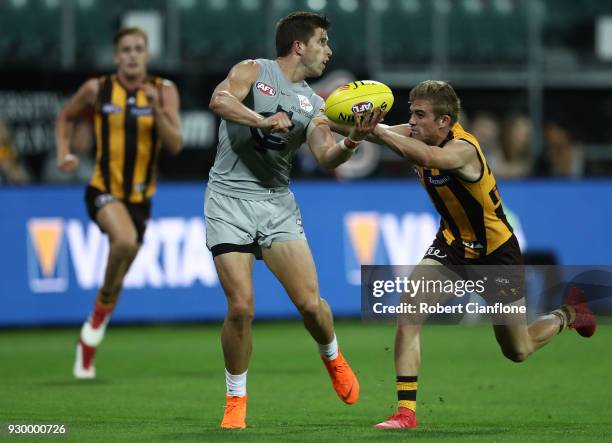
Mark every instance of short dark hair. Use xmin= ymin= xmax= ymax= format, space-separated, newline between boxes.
xmin=409 ymin=80 xmax=461 ymax=125
xmin=275 ymin=11 xmax=330 ymax=57
xmin=113 ymin=27 xmax=148 ymax=49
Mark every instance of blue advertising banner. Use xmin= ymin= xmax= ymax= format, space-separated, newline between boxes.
xmin=1 ymin=180 xmax=610 ymax=326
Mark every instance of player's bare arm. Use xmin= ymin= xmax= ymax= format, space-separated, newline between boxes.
xmin=330 ymin=120 xmax=412 ymax=148
xmin=307 ymin=108 xmax=384 ymax=169
xmin=209 ymin=60 xmax=292 ymax=133
xmin=55 ymin=78 xmax=99 ymax=172
xmin=143 ymin=80 xmax=182 ymax=154
xmin=374 ymin=125 xmax=478 ymax=172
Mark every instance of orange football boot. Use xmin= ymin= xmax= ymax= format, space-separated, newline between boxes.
xmin=220 ymin=395 xmax=247 ymax=429
xmin=321 ymin=352 xmax=359 ymax=404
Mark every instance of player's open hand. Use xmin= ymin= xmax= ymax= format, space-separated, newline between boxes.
xmin=261 ymin=111 xmax=292 ymax=133
xmin=349 ymin=107 xmax=386 ymax=142
xmin=57 ymin=153 xmax=80 ymax=172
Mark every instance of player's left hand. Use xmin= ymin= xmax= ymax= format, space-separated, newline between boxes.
xmin=142 ymin=83 xmax=160 ymax=108
xmin=57 ymin=153 xmax=80 ymax=172
xmin=349 ymin=107 xmax=385 ymax=142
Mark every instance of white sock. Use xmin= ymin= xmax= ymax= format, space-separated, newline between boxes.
xmin=318 ymin=334 xmax=339 ymax=361
xmin=225 ymin=368 xmax=247 ymax=397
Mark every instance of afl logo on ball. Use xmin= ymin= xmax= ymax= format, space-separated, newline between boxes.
xmin=256 ymin=82 xmax=276 ymax=96
xmin=351 ymin=101 xmax=373 ymax=113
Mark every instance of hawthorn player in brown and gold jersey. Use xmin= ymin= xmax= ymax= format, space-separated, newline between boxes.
xmin=413 ymin=121 xmax=514 ymax=260
xmin=90 ymin=74 xmax=166 ymax=203
xmin=366 ymin=81 xmax=596 ymax=429
xmin=55 ymin=27 xmax=182 ymax=379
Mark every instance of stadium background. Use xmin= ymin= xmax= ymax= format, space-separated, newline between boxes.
xmin=1 ymin=1 xmax=611 ymax=440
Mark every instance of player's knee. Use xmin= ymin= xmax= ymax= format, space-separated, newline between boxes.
xmin=110 ymin=236 xmax=139 ymax=258
xmin=296 ymin=297 xmax=321 ymax=319
xmin=227 ymin=299 xmax=254 ymax=323
xmin=501 ymin=345 xmax=530 ymax=363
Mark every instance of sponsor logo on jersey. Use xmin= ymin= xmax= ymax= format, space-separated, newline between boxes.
xmin=255 ymin=82 xmax=276 ymax=96
xmin=297 ymin=94 xmax=313 ymax=112
xmin=130 ymin=106 xmax=153 ymax=116
xmin=462 ymin=240 xmax=485 ymax=250
xmin=94 ymin=193 xmax=117 ymax=209
xmin=425 ymin=246 xmax=448 ymax=259
xmin=428 ymin=174 xmax=452 ymax=186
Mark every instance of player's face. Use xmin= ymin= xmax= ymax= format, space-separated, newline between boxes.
xmin=114 ymin=34 xmax=149 ymax=79
xmin=408 ymin=99 xmax=446 ymax=145
xmin=301 ymin=28 xmax=332 ymax=77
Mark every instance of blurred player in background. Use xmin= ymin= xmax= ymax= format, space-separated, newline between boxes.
xmin=0 ymin=118 xmax=30 ymax=184
xmin=206 ymin=11 xmax=383 ymax=429
xmin=349 ymin=80 xmax=596 ymax=429
xmin=55 ymin=27 xmax=182 ymax=379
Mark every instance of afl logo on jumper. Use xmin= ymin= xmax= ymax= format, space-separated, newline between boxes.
xmin=256 ymin=82 xmax=276 ymax=96
xmin=101 ymin=103 xmax=122 ymax=114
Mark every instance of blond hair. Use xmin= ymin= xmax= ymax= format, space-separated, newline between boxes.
xmin=409 ymin=80 xmax=461 ymax=124
xmin=113 ymin=27 xmax=148 ymax=49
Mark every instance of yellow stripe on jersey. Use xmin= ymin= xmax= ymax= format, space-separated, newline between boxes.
xmin=91 ymin=98 xmax=105 ymax=191
xmin=108 ymin=82 xmax=126 ymax=198
xmin=131 ymin=88 xmax=155 ymax=202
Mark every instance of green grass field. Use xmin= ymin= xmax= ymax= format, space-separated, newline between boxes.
xmin=1 ymin=321 xmax=611 ymax=442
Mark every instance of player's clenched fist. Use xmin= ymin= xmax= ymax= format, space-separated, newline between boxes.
xmin=57 ymin=153 xmax=80 ymax=172
xmin=261 ymin=111 xmax=292 ymax=133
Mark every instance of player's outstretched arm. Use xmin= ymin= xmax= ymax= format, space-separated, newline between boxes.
xmin=373 ymin=125 xmax=475 ymax=170
xmin=330 ymin=121 xmax=411 ymax=147
xmin=209 ymin=60 xmax=292 ymax=133
xmin=143 ymin=80 xmax=182 ymax=155
xmin=307 ymin=108 xmax=384 ymax=169
xmin=55 ymin=78 xmax=98 ymax=172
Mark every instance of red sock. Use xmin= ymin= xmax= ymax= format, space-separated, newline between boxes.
xmin=79 ymin=338 xmax=97 ymax=368
xmin=90 ymin=303 xmax=113 ymax=329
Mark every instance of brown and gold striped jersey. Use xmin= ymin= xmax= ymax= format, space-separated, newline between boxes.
xmin=415 ymin=123 xmax=514 ymax=259
xmin=90 ymin=75 xmax=163 ymax=203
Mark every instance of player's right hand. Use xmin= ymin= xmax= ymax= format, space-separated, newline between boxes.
xmin=261 ymin=111 xmax=292 ymax=133
xmin=350 ymin=107 xmax=386 ymax=142
xmin=57 ymin=153 xmax=80 ymax=172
